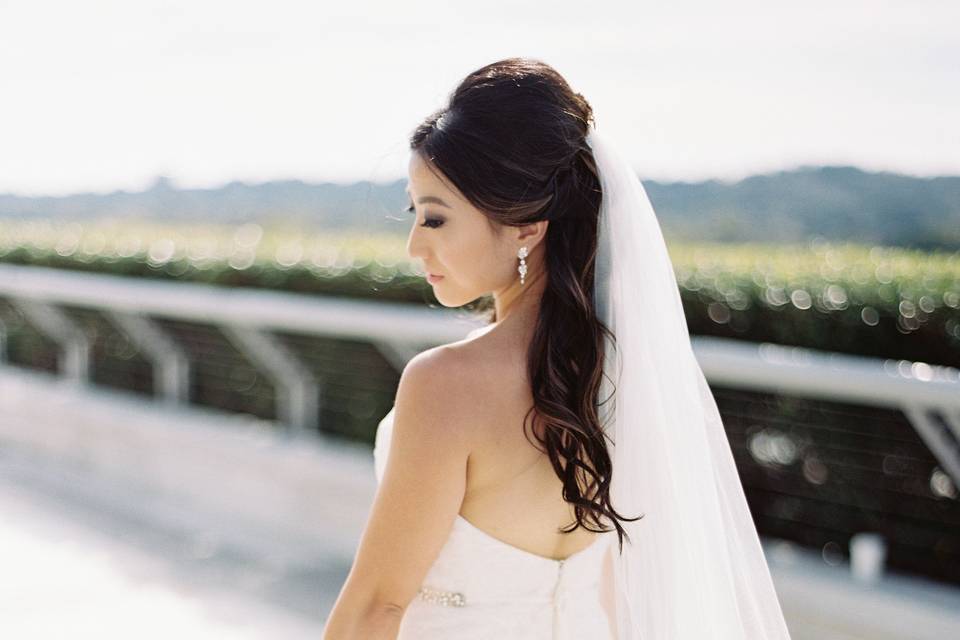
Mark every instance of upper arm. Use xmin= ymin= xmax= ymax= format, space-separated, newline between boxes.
xmin=340 ymin=347 xmax=474 ymax=612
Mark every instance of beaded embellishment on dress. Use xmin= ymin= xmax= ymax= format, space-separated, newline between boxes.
xmin=417 ymin=585 xmax=467 ymax=607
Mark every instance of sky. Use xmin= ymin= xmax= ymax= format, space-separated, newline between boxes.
xmin=0 ymin=0 xmax=957 ymax=196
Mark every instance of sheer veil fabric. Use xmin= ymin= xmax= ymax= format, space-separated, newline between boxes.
xmin=588 ymin=127 xmax=793 ymax=639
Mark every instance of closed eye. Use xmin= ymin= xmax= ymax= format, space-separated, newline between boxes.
xmin=406 ymin=202 xmax=444 ymax=229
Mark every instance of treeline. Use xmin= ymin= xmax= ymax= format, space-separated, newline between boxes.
xmin=1 ymin=165 xmax=957 ymax=250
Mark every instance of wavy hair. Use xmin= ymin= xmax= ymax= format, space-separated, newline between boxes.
xmin=408 ymin=57 xmax=642 ymax=553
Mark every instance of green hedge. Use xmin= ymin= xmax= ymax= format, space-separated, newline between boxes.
xmin=2 ymin=219 xmax=958 ymax=367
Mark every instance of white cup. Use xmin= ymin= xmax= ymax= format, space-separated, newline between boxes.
xmin=850 ymin=532 xmax=887 ymax=584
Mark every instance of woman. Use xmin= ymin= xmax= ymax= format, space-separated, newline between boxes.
xmin=322 ymin=57 xmax=793 ymax=639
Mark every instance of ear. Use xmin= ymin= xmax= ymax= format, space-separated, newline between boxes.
xmin=515 ymin=220 xmax=549 ymax=253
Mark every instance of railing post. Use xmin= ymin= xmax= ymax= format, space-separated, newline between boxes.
xmin=104 ymin=310 xmax=191 ymax=405
xmin=220 ymin=325 xmax=319 ymax=436
xmin=12 ymin=298 xmax=89 ymax=384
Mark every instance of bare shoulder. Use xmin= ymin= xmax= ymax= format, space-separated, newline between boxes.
xmin=399 ymin=326 xmax=503 ymax=425
xmin=412 ymin=322 xmax=498 ymax=381
xmin=400 ymin=346 xmax=462 ymax=395
xmin=395 ymin=344 xmax=479 ymax=443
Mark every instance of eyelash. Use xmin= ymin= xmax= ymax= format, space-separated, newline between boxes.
xmin=406 ymin=203 xmax=444 ymax=229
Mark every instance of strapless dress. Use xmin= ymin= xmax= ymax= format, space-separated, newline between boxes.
xmin=372 ymin=406 xmax=616 ymax=640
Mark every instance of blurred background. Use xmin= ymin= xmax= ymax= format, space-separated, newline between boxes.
xmin=0 ymin=1 xmax=958 ymax=638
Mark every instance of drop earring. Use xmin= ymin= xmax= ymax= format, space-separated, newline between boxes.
xmin=517 ymin=246 xmax=528 ymax=285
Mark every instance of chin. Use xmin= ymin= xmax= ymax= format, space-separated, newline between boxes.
xmin=432 ymin=292 xmax=461 ymax=307
xmin=433 ymin=287 xmax=480 ymax=309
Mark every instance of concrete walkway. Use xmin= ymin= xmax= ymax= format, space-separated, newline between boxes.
xmin=0 ymin=451 xmax=335 ymax=639
xmin=2 ymin=365 xmax=959 ymax=639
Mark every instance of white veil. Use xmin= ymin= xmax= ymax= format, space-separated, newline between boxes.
xmin=588 ymin=126 xmax=793 ymax=639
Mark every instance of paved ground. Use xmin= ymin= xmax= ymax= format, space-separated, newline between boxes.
xmin=0 ymin=450 xmax=344 ymax=639
xmin=2 ymin=434 xmax=958 ymax=640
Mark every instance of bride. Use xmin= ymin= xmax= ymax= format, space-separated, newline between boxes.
xmin=322 ymin=57 xmax=793 ymax=639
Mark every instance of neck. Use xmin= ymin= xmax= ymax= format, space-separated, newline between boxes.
xmin=493 ymin=266 xmax=546 ymax=326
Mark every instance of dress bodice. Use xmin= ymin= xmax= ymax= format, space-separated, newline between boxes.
xmin=372 ymin=406 xmax=616 ymax=640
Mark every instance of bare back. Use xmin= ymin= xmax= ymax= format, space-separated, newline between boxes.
xmin=446 ymin=323 xmax=601 ymax=561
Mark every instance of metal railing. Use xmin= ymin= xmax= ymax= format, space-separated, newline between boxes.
xmin=1 ymin=262 xmax=956 ymax=469
xmin=0 ymin=263 xmax=477 ymax=434
xmin=0 ymin=262 xmax=958 ymax=586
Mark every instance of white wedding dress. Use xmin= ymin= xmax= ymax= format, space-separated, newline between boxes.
xmin=373 ymin=406 xmax=617 ymax=640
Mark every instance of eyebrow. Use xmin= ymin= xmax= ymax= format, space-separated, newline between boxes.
xmin=404 ymin=187 xmax=451 ymax=209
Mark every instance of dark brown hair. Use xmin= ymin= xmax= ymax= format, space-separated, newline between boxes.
xmin=409 ymin=57 xmax=641 ymax=553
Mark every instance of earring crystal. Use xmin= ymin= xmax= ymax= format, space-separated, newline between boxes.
xmin=517 ymin=246 xmax=528 ymax=285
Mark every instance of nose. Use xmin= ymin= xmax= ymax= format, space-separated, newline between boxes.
xmin=406 ymin=222 xmax=427 ymax=261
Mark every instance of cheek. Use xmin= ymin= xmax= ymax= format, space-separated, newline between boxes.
xmin=443 ymin=231 xmax=504 ymax=284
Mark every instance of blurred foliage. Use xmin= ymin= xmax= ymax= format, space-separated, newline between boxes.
xmin=671 ymin=240 xmax=960 ymax=368
xmin=0 ymin=219 xmax=958 ymax=367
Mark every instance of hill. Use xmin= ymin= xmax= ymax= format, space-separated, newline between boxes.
xmin=1 ymin=166 xmax=957 ymax=249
